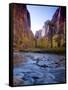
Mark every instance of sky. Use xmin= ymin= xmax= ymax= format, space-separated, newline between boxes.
xmin=27 ymin=5 xmax=58 ymax=35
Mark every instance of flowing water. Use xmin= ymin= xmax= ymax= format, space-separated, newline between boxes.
xmin=13 ymin=52 xmax=66 ymax=86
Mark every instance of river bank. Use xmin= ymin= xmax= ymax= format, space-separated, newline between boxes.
xmin=19 ymin=47 xmax=66 ymax=54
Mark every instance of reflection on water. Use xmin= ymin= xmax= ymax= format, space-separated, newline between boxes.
xmin=13 ymin=52 xmax=66 ymax=86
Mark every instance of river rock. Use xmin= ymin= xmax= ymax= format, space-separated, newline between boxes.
xmin=22 ymin=74 xmax=35 ymax=85
xmin=29 ymin=71 xmax=43 ymax=78
xmin=13 ymin=52 xmax=65 ymax=85
xmin=37 ymin=60 xmax=49 ymax=68
xmin=13 ymin=52 xmax=27 ymax=67
xmin=13 ymin=76 xmax=24 ymax=86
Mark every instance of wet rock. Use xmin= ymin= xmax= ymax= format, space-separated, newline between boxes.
xmin=21 ymin=71 xmax=44 ymax=85
xmin=14 ymin=72 xmax=24 ymax=79
xmin=32 ymin=76 xmax=39 ymax=80
xmin=27 ymin=55 xmax=34 ymax=60
xmin=14 ymin=68 xmax=31 ymax=74
xmin=29 ymin=71 xmax=43 ymax=78
xmin=22 ymin=74 xmax=35 ymax=85
xmin=23 ymin=80 xmax=34 ymax=85
xmin=13 ymin=76 xmax=24 ymax=86
xmin=33 ymin=57 xmax=39 ymax=61
xmin=37 ymin=60 xmax=48 ymax=68
xmin=34 ymin=73 xmax=56 ymax=84
xmin=21 ymin=64 xmax=41 ymax=72
xmin=49 ymin=68 xmax=65 ymax=83
xmin=13 ymin=52 xmax=65 ymax=85
xmin=36 ymin=78 xmax=57 ymax=84
xmin=13 ymin=53 xmax=27 ymax=67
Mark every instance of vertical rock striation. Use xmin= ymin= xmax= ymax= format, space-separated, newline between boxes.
xmin=12 ymin=4 xmax=35 ymax=51
xmin=52 ymin=7 xmax=66 ymax=47
xmin=35 ymin=7 xmax=66 ymax=48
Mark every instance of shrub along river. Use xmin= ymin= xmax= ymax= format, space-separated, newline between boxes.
xmin=13 ymin=52 xmax=66 ymax=86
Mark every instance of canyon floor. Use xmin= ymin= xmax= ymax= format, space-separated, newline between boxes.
xmin=13 ymin=52 xmax=66 ymax=86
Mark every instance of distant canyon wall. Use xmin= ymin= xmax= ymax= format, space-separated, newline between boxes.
xmin=35 ymin=7 xmax=66 ymax=48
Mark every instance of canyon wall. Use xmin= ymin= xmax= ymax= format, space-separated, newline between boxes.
xmin=12 ymin=4 xmax=35 ymax=51
xmin=35 ymin=7 xmax=66 ymax=48
xmin=11 ymin=4 xmax=66 ymax=50
xmin=52 ymin=7 xmax=66 ymax=47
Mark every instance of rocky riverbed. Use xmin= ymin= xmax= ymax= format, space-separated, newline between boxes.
xmin=13 ymin=52 xmax=66 ymax=86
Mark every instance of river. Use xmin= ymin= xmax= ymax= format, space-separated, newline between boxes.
xmin=13 ymin=52 xmax=66 ymax=86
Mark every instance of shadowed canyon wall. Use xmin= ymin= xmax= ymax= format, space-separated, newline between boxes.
xmin=12 ymin=4 xmax=35 ymax=51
